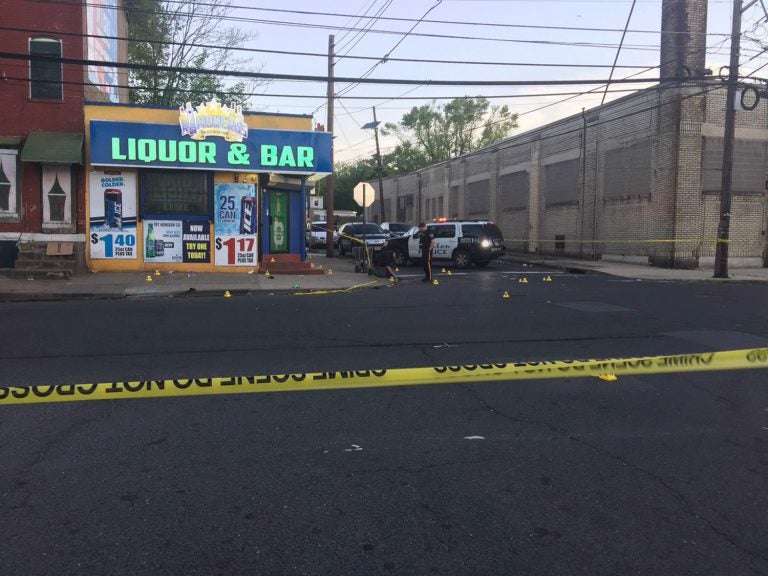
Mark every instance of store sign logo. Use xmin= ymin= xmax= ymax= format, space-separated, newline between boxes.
xmin=178 ymin=98 xmax=248 ymax=142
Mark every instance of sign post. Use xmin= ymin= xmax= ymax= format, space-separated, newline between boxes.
xmin=353 ymin=182 xmax=376 ymax=256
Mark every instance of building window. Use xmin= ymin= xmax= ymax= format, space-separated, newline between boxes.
xmin=0 ymin=150 xmax=19 ymax=219
xmin=42 ymin=165 xmax=72 ymax=226
xmin=141 ymin=170 xmax=211 ymax=219
xmin=29 ymin=37 xmax=63 ymax=100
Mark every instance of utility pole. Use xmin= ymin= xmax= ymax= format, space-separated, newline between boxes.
xmin=714 ymin=0 xmax=746 ymax=278
xmin=325 ymin=34 xmax=335 ymax=258
xmin=373 ymin=107 xmax=386 ymax=223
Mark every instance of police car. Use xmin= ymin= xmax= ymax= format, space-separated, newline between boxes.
xmin=385 ymin=220 xmax=506 ymax=269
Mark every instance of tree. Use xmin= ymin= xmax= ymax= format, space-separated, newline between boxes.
xmin=125 ymin=0 xmax=263 ymax=106
xmin=315 ymin=157 xmax=381 ymax=213
xmin=383 ymin=97 xmax=518 ymax=169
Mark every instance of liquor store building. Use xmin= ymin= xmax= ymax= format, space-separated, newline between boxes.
xmin=84 ymin=102 xmax=332 ymax=273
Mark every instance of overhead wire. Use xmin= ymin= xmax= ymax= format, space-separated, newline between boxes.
xmin=334 ymin=0 xmax=380 ymax=45
xmin=336 ymin=0 xmax=395 ymax=57
xmin=29 ymin=0 xmax=731 ymax=38
xmin=29 ymin=0 xmax=670 ymax=51
xmin=601 ymin=0 xmax=637 ymax=105
xmin=1 ymin=24 xmax=693 ymax=70
xmin=2 ymin=50 xmax=691 ymax=87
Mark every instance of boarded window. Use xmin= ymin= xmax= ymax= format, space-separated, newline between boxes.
xmin=499 ymin=171 xmax=529 ymax=210
xmin=30 ymin=38 xmax=63 ymax=100
xmin=466 ymin=179 xmax=490 ymax=215
xmin=449 ymin=185 xmax=459 ymax=218
xmin=702 ymin=137 xmax=767 ymax=193
xmin=544 ymin=158 xmax=579 ymax=204
xmin=603 ymin=140 xmax=651 ymax=198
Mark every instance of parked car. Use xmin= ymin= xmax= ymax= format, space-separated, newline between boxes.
xmin=380 ymin=222 xmax=412 ymax=237
xmin=306 ymin=221 xmax=337 ymax=249
xmin=336 ymin=222 xmax=390 ymax=255
xmin=385 ymin=220 xmax=506 ymax=268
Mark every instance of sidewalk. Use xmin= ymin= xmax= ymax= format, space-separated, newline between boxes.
xmin=503 ymin=252 xmax=768 ymax=282
xmin=0 ymin=253 xmax=379 ymax=301
xmin=1 ymin=251 xmax=765 ymax=302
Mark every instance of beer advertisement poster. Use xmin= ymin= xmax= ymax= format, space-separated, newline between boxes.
xmin=213 ymin=183 xmax=258 ymax=266
xmin=144 ymin=220 xmax=183 ymax=263
xmin=89 ymin=171 xmax=138 ymax=259
xmin=183 ymin=220 xmax=211 ymax=263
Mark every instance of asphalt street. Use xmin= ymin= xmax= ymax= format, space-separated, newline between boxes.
xmin=1 ymin=259 xmax=767 ymax=575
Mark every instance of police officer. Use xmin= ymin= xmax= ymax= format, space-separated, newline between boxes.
xmin=418 ymin=222 xmax=436 ymax=282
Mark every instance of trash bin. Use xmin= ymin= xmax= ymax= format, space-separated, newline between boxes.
xmin=0 ymin=241 xmax=17 ymax=268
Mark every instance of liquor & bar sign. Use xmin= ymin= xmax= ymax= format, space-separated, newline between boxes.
xmin=90 ymin=120 xmax=332 ymax=175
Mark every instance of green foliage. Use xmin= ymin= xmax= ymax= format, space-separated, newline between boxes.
xmin=315 ymin=157 xmax=380 ymax=212
xmin=320 ymin=97 xmax=517 ymax=210
xmin=382 ymin=97 xmax=518 ymax=169
xmin=125 ymin=0 xmax=257 ymax=107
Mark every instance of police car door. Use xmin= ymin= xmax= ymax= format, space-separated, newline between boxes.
xmin=430 ymin=224 xmax=457 ymax=261
xmin=408 ymin=230 xmax=421 ymax=259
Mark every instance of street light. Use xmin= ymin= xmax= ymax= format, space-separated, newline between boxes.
xmin=362 ymin=107 xmax=386 ymax=223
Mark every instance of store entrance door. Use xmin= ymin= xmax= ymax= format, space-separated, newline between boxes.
xmin=269 ymin=189 xmax=289 ymax=253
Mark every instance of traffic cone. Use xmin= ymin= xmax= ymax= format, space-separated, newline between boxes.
xmin=544 ymin=275 xmax=553 ymax=282
xmin=519 ymin=277 xmax=528 ymax=284
xmin=154 ymin=269 xmax=161 ymax=276
xmin=502 ymin=290 xmax=510 ymax=299
xmin=145 ymin=275 xmax=153 ymax=282
xmin=441 ymin=267 xmax=446 ymax=273
xmin=270 ymin=257 xmax=275 ymax=263
xmin=327 ymin=269 xmax=333 ymax=275
xmin=598 ymin=374 xmax=618 ymax=382
xmin=433 ymin=279 xmax=439 ymax=286
xmin=447 ymin=270 xmax=452 ymax=276
xmin=389 ymin=276 xmax=395 ymax=283
xmin=224 ymin=290 xmax=231 ymax=298
xmin=395 ymin=267 xmax=400 ymax=272
xmin=264 ymin=270 xmax=271 ymax=276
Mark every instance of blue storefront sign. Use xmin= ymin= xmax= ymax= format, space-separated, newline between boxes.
xmin=90 ymin=120 xmax=333 ymax=174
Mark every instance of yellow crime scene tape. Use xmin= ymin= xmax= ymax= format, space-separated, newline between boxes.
xmin=504 ymin=238 xmax=735 ymax=244
xmin=1 ymin=348 xmax=766 ymax=407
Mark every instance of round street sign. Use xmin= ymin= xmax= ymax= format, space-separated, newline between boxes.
xmin=353 ymin=182 xmax=376 ymax=208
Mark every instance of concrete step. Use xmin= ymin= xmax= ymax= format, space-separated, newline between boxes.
xmin=14 ymin=258 xmax=75 ymax=269
xmin=262 ymin=254 xmax=302 ymax=263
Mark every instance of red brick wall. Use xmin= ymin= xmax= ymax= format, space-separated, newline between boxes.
xmin=0 ymin=0 xmax=86 ymax=233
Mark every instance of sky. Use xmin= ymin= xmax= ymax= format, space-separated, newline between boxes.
xmin=220 ymin=0 xmax=768 ymax=164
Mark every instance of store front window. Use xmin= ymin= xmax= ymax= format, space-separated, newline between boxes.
xmin=141 ymin=170 xmax=210 ymax=219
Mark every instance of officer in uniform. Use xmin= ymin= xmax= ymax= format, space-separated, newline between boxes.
xmin=418 ymin=222 xmax=436 ymax=282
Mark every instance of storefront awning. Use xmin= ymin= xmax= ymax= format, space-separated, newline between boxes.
xmin=21 ymin=132 xmax=83 ymax=165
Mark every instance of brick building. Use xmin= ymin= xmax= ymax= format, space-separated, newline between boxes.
xmin=0 ymin=0 xmax=128 ymax=275
xmin=369 ymin=0 xmax=768 ymax=269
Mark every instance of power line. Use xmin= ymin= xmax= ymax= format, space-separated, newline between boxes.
xmin=37 ymin=0 xmax=731 ymax=38
xmin=347 ymin=83 xmax=723 ymax=165
xmin=335 ymin=0 xmax=380 ymax=45
xmin=336 ymin=0 xmax=394 ymax=57
xmin=337 ymin=0 xmax=444 ymax=97
xmin=0 ymin=65 xmax=652 ymax=102
xmin=0 ymin=24 xmax=704 ymax=70
xmin=2 ymin=50 xmax=684 ymax=87
xmin=466 ymin=82 xmax=725 ymax=163
xmin=601 ymin=0 xmax=638 ymax=105
xmin=31 ymin=0 xmax=669 ymax=51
